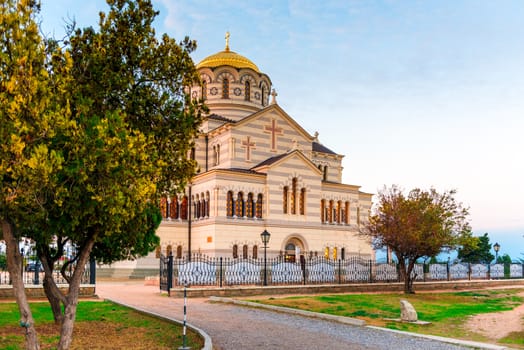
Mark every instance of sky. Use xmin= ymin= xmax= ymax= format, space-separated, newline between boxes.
xmin=38 ymin=0 xmax=524 ymax=260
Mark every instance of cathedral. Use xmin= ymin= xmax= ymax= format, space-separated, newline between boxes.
xmin=155 ymin=35 xmax=374 ymax=263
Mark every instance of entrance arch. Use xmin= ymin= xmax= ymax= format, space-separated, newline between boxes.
xmin=282 ymin=236 xmax=306 ymax=263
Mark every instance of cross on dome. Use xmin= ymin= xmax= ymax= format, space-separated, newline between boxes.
xmin=225 ymin=31 xmax=230 ymax=51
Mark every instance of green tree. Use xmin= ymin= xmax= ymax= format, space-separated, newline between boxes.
xmin=39 ymin=1 xmax=203 ymax=348
xmin=2 ymin=0 xmax=204 ymax=348
xmin=457 ymin=232 xmax=495 ymax=264
xmin=1 ymin=0 xmax=70 ymax=348
xmin=364 ymin=185 xmax=473 ymax=294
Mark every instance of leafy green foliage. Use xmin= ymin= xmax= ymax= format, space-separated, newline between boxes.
xmin=1 ymin=0 xmax=205 ymax=347
xmin=0 ymin=253 xmax=7 ymax=270
xmin=458 ymin=232 xmax=495 ymax=264
xmin=364 ymin=185 xmax=473 ymax=293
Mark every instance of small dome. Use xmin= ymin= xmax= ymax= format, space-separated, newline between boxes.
xmin=196 ymin=49 xmax=260 ymax=73
xmin=196 ymin=32 xmax=260 ymax=73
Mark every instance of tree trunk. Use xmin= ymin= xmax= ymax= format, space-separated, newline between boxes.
xmin=57 ymin=237 xmax=95 ymax=350
xmin=399 ymin=259 xmax=415 ymax=294
xmin=43 ymin=274 xmax=64 ymax=324
xmin=2 ymin=219 xmax=40 ymax=350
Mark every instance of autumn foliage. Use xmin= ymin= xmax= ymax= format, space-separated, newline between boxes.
xmin=364 ymin=185 xmax=472 ymax=293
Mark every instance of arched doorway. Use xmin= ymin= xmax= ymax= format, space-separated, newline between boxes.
xmin=283 ymin=237 xmax=306 ymax=263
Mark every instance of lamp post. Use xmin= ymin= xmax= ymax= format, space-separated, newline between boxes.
xmin=260 ymin=229 xmax=271 ymax=286
xmin=493 ymin=242 xmax=500 ymax=263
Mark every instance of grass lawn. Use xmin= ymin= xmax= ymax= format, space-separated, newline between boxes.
xmin=248 ymin=289 xmax=524 ymax=348
xmin=0 ymin=300 xmax=204 ymax=350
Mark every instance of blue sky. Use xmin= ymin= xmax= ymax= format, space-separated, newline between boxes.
xmin=39 ymin=1 xmax=524 ymax=260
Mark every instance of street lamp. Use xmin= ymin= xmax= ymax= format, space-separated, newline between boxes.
xmin=260 ymin=229 xmax=271 ymax=286
xmin=493 ymin=242 xmax=500 ymax=263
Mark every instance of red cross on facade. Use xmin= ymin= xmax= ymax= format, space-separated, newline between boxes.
xmin=264 ymin=119 xmax=283 ymax=151
xmin=241 ymin=136 xmax=256 ymax=161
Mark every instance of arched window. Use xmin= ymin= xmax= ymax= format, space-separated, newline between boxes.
xmin=345 ymin=201 xmax=350 ymax=224
xmin=333 ymin=247 xmax=337 ymax=260
xmin=245 ymin=81 xmax=250 ymax=101
xmin=166 ymin=245 xmax=173 ymax=256
xmin=243 ymin=245 xmax=248 ymax=259
xmin=206 ymin=191 xmax=210 ymax=218
xmin=222 ymin=78 xmax=229 ymax=99
xmin=283 ymin=186 xmax=288 ymax=214
xmin=253 ymin=245 xmax=258 ymax=259
xmin=261 ymin=86 xmax=265 ymax=106
xmin=181 ymin=196 xmax=188 ymax=220
xmin=227 ymin=191 xmax=234 ymax=217
xmin=160 ymin=197 xmax=168 ymax=219
xmin=176 ymin=245 xmax=183 ymax=259
xmin=170 ymin=195 xmax=178 ymax=219
xmin=329 ymin=200 xmax=334 ymax=223
xmin=300 ymin=188 xmax=306 ymax=215
xmin=235 ymin=192 xmax=244 ymax=217
xmin=357 ymin=207 xmax=361 ymax=226
xmin=320 ymin=199 xmax=325 ymax=222
xmin=213 ymin=145 xmax=220 ymax=166
xmin=341 ymin=247 xmax=346 ymax=260
xmin=202 ymin=80 xmax=207 ymax=100
xmin=155 ymin=246 xmax=161 ymax=258
xmin=323 ymin=165 xmax=328 ymax=181
xmin=194 ymin=195 xmax=200 ymax=219
xmin=337 ymin=201 xmax=342 ymax=224
xmin=324 ymin=247 xmax=329 ymax=260
xmin=291 ymin=178 xmax=297 ymax=215
xmin=232 ymin=244 xmax=238 ymax=258
xmin=256 ymin=194 xmax=263 ymax=218
xmin=246 ymin=193 xmax=254 ymax=218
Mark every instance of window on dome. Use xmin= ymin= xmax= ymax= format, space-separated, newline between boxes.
xmin=222 ymin=78 xmax=229 ymax=99
xmin=245 ymin=81 xmax=250 ymax=101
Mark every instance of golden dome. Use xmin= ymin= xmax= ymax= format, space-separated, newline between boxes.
xmin=196 ymin=32 xmax=260 ymax=72
xmin=196 ymin=49 xmax=260 ymax=73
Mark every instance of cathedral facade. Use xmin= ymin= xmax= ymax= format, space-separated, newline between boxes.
xmin=156 ymin=37 xmax=374 ymax=262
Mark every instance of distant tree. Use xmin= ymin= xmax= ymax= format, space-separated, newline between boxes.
xmin=364 ymin=185 xmax=473 ymax=294
xmin=457 ymin=233 xmax=495 ymax=264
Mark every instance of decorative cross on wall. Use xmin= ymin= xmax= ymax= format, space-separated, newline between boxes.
xmin=241 ymin=136 xmax=256 ymax=161
xmin=264 ymin=119 xmax=283 ymax=151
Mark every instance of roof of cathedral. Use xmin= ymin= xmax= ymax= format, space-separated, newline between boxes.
xmin=196 ymin=32 xmax=260 ymax=73
xmin=208 ymin=113 xmax=236 ymax=123
xmin=252 ymin=153 xmax=290 ymax=168
xmin=223 ymin=168 xmax=264 ymax=175
xmin=312 ymin=141 xmax=336 ymax=155
xmin=197 ymin=50 xmax=260 ymax=73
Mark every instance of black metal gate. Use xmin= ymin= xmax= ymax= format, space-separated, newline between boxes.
xmin=159 ymin=254 xmax=173 ymax=295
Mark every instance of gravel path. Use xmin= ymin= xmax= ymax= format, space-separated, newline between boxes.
xmin=95 ymin=282 xmax=499 ymax=350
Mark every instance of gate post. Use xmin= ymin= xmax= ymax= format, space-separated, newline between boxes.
xmin=338 ymin=259 xmax=342 ymax=284
xmin=219 ymin=257 xmax=223 ymax=288
xmin=89 ymin=257 xmax=96 ymax=285
xmin=167 ymin=253 xmax=174 ymax=296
